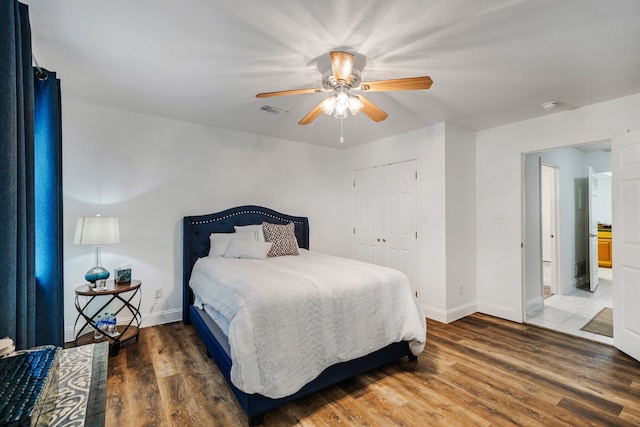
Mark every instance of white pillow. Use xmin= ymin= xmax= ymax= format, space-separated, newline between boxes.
xmin=234 ymin=224 xmax=265 ymax=242
xmin=223 ymin=239 xmax=272 ymax=259
xmin=208 ymin=232 xmax=254 ymax=257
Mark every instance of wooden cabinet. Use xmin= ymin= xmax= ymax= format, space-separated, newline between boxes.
xmin=598 ymin=231 xmax=612 ymax=268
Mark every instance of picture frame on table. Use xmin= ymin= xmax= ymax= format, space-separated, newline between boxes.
xmin=114 ymin=264 xmax=132 ymax=285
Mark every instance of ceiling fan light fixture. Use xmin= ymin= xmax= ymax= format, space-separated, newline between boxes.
xmin=334 ymin=108 xmax=348 ymax=120
xmin=348 ymin=95 xmax=363 ymax=116
xmin=334 ymin=91 xmax=350 ymax=118
xmin=321 ymin=95 xmax=337 ymax=115
xmin=321 ymin=90 xmax=363 ymax=119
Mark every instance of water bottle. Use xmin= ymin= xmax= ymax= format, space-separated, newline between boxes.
xmin=94 ymin=315 xmax=103 ymax=340
xmin=109 ymin=313 xmax=117 ymax=335
xmin=102 ymin=312 xmax=109 ymax=335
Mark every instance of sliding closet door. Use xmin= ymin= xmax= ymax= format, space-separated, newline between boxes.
xmin=354 ymin=160 xmax=418 ymax=295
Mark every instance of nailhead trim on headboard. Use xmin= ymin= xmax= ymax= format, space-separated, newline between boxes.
xmin=189 ymin=209 xmax=305 ymax=226
xmin=189 ymin=211 xmax=302 ymax=224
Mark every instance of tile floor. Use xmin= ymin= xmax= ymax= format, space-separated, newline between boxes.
xmin=526 ymin=267 xmax=613 ymax=345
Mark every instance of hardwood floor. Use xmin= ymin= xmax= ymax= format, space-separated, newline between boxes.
xmin=106 ymin=314 xmax=640 ymax=426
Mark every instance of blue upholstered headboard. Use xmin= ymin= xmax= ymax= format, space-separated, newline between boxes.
xmin=182 ymin=205 xmax=309 ymax=324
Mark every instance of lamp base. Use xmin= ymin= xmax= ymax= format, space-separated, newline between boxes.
xmin=85 ymin=266 xmax=110 ymax=283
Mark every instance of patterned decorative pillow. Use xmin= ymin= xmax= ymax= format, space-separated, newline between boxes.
xmin=262 ymin=222 xmax=300 ymax=257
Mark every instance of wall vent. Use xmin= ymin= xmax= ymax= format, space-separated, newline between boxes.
xmin=574 ymin=260 xmax=587 ymax=278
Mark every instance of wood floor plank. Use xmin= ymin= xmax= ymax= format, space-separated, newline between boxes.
xmin=105 ymin=313 xmax=640 ymax=426
xmin=156 ymin=373 xmax=198 ymax=426
xmin=104 ymin=350 xmax=131 ymax=426
xmin=144 ymin=323 xmax=178 ymax=379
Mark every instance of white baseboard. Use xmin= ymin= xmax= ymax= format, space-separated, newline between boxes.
xmin=140 ymin=308 xmax=182 ymax=328
xmin=64 ymin=308 xmax=182 ymax=344
xmin=445 ymin=302 xmax=478 ymax=323
xmin=476 ymin=300 xmax=522 ymax=323
xmin=422 ymin=304 xmax=447 ymax=323
xmin=422 ymin=302 xmax=478 ymax=324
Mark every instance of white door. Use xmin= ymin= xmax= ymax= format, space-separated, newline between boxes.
xmin=353 ymin=167 xmax=382 ymax=264
xmin=541 ymin=163 xmax=559 ymax=295
xmin=354 ymin=160 xmax=418 ymax=296
xmin=381 ymin=161 xmax=418 ymax=288
xmin=587 ymin=166 xmax=599 ymax=292
xmin=612 ymin=130 xmax=640 ymax=362
xmin=541 ymin=165 xmax=553 ymax=263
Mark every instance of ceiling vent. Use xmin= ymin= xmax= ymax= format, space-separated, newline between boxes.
xmin=261 ymin=105 xmax=290 ymax=115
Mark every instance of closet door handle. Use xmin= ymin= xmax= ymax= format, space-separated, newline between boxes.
xmin=377 ymin=238 xmax=381 ymax=242
xmin=382 ymin=239 xmax=386 ymax=243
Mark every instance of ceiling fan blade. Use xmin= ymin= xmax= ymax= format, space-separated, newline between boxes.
xmin=256 ymin=88 xmax=323 ymax=98
xmin=330 ymin=51 xmax=354 ymax=83
xmin=357 ymin=95 xmax=388 ymax=122
xmin=298 ymin=101 xmax=325 ymax=125
xmin=359 ymin=76 xmax=433 ymax=92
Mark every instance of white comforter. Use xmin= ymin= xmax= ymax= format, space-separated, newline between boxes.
xmin=189 ymin=249 xmax=426 ymax=399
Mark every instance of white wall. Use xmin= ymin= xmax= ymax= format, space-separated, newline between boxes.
xmin=476 ymin=93 xmax=640 ymax=323
xmin=585 ymin=150 xmax=612 ymax=173
xmin=444 ymin=123 xmax=477 ymax=316
xmin=62 ymin=100 xmax=350 ymax=341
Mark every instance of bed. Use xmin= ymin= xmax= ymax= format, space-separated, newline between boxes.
xmin=182 ymin=205 xmax=425 ymax=426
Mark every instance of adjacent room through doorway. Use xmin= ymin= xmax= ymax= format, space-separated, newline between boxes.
xmin=523 ymin=141 xmax=612 ymax=344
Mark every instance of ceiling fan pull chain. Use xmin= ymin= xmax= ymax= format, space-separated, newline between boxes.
xmin=340 ymin=117 xmax=344 ymax=143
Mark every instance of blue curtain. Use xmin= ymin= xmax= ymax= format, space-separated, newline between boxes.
xmin=0 ymin=1 xmax=64 ymax=348
xmin=34 ymin=69 xmax=64 ymax=347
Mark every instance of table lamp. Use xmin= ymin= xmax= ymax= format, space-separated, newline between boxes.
xmin=74 ymin=215 xmax=120 ymax=284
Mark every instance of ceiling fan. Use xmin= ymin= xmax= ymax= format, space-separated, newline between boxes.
xmin=256 ymin=51 xmax=433 ymax=125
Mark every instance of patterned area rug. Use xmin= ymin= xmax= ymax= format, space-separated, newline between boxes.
xmin=581 ymin=307 xmax=613 ymax=338
xmin=49 ymin=342 xmax=108 ymax=426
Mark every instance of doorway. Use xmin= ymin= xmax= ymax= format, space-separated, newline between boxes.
xmin=523 ymin=142 xmax=613 ymax=344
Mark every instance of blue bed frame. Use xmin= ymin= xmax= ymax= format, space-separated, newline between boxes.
xmin=182 ymin=205 xmax=415 ymax=426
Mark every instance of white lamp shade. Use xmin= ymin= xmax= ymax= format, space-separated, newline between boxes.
xmin=74 ymin=216 xmax=120 ymax=245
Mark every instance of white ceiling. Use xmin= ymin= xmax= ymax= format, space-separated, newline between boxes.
xmin=24 ymin=0 xmax=640 ymax=148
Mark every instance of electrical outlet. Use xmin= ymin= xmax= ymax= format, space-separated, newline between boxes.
xmin=458 ymin=283 xmax=463 ymax=295
xmin=154 ymin=287 xmax=162 ymax=299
